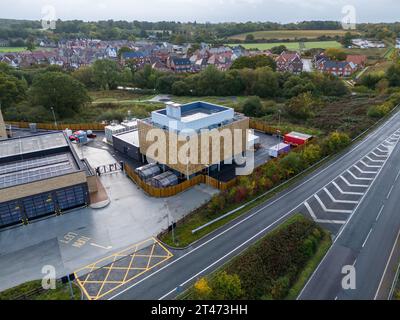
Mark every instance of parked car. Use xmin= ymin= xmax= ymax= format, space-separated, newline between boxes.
xmin=86 ymin=130 xmax=97 ymax=139
xmin=69 ymin=135 xmax=78 ymax=142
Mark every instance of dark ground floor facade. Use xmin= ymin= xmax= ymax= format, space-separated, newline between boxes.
xmin=0 ymin=183 xmax=89 ymax=229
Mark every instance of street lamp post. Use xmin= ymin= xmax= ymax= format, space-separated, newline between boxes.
xmin=50 ymin=107 xmax=58 ymax=130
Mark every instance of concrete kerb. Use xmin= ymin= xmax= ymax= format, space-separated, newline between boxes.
xmin=90 ymin=199 xmax=111 ymax=209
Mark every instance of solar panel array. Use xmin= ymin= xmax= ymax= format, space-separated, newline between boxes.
xmin=0 ymin=133 xmax=68 ymax=159
xmin=0 ymin=153 xmax=77 ymax=189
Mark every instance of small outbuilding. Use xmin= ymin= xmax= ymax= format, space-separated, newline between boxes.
xmin=150 ymin=171 xmax=179 ymax=188
xmin=135 ymin=163 xmax=161 ymax=180
xmin=284 ymin=132 xmax=313 ymax=146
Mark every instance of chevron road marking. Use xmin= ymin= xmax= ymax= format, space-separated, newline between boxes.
xmin=354 ymin=164 xmax=378 ymax=175
xmin=360 ymin=160 xmax=381 ymax=169
xmin=304 ymin=201 xmax=346 ymax=225
xmin=314 ymin=195 xmax=353 ymax=214
xmin=332 ymin=181 xmax=364 ymax=196
xmin=347 ymin=169 xmax=374 ymax=181
xmin=340 ymin=176 xmax=369 ymax=188
xmin=323 ymin=188 xmax=359 ymax=204
xmin=365 ymin=155 xmax=385 ymax=163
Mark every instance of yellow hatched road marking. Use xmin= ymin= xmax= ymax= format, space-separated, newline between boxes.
xmin=74 ymin=237 xmax=173 ymax=300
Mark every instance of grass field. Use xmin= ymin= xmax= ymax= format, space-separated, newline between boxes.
xmin=0 ymin=47 xmax=27 ymax=53
xmin=226 ymin=41 xmax=342 ymax=51
xmin=228 ymin=29 xmax=359 ymax=41
xmin=0 ymin=47 xmax=56 ymax=53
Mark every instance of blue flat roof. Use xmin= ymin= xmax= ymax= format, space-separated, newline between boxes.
xmin=156 ymin=101 xmax=229 ymax=117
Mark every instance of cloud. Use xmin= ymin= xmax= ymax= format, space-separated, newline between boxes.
xmin=1 ymin=0 xmax=399 ymax=23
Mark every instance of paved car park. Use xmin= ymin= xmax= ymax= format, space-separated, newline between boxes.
xmin=299 ymin=130 xmax=400 ymax=235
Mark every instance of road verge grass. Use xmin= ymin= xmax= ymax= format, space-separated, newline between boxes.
xmin=0 ymin=280 xmax=81 ymax=300
xmin=181 ymin=214 xmax=331 ymax=300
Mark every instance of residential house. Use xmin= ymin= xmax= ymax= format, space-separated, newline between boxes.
xmin=316 ymin=60 xmax=357 ymax=77
xmin=346 ymin=55 xmax=367 ymax=69
xmin=275 ymin=51 xmax=303 ymax=73
xmin=0 ymin=39 xmax=9 ymax=47
xmin=168 ymin=57 xmax=192 ymax=73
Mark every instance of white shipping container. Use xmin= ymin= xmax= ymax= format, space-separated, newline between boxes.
xmin=268 ymin=143 xmax=291 ymax=158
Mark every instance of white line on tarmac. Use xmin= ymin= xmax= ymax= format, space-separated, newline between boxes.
xmin=362 ymin=228 xmax=373 ymax=248
xmin=347 ymin=169 xmax=374 ymax=181
xmin=332 ymin=181 xmax=364 ymax=196
xmin=387 ymin=185 xmax=394 ymax=199
xmin=340 ymin=176 xmax=369 ymax=188
xmin=323 ymin=188 xmax=359 ymax=204
xmin=314 ymin=194 xmax=353 ymax=214
xmin=376 ymin=205 xmax=385 ymax=222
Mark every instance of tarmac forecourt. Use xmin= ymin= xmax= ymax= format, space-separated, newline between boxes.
xmin=75 ymin=238 xmax=173 ymax=300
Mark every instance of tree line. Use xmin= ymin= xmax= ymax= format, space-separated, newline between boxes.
xmin=1 ymin=18 xmax=399 ymax=44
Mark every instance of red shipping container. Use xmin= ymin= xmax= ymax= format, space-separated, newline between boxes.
xmin=284 ymin=132 xmax=312 ymax=146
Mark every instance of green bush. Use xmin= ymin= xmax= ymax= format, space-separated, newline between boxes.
xmin=222 ymin=215 xmax=324 ymax=300
xmin=321 ymin=131 xmax=351 ymax=155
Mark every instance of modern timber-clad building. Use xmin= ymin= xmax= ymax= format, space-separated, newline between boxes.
xmin=0 ymin=132 xmax=92 ymax=229
xmin=137 ymin=101 xmax=249 ymax=178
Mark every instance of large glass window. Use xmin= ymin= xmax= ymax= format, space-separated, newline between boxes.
xmin=0 ymin=201 xmax=23 ymax=228
xmin=56 ymin=185 xmax=86 ymax=210
xmin=23 ymin=193 xmax=55 ymax=220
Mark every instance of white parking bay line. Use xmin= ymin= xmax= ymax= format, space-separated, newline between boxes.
xmin=314 ymin=195 xmax=353 ymax=214
xmin=332 ymin=181 xmax=364 ymax=196
xmin=323 ymin=188 xmax=359 ymax=204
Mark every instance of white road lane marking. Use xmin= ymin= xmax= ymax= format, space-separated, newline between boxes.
xmin=332 ymin=181 xmax=364 ymax=196
xmin=371 ymin=151 xmax=388 ymax=158
xmin=395 ymin=170 xmax=400 ymax=182
xmin=360 ymin=160 xmax=381 ymax=169
xmin=376 ymin=205 xmax=385 ymax=221
xmin=304 ymin=201 xmax=317 ymax=220
xmin=354 ymin=164 xmax=377 ymax=175
xmin=340 ymin=176 xmax=369 ymax=188
xmin=314 ymin=195 xmax=353 ymax=214
xmin=365 ymin=155 xmax=385 ymax=163
xmin=362 ymin=228 xmax=373 ymax=248
xmin=386 ymin=185 xmax=394 ymax=199
xmin=323 ymin=188 xmax=359 ymax=204
xmin=347 ymin=169 xmax=374 ymax=181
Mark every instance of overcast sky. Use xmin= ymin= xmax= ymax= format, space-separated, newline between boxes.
xmin=1 ymin=0 xmax=399 ymax=23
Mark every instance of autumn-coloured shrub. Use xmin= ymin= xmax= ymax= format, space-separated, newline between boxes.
xmin=223 ymin=215 xmax=324 ymax=300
